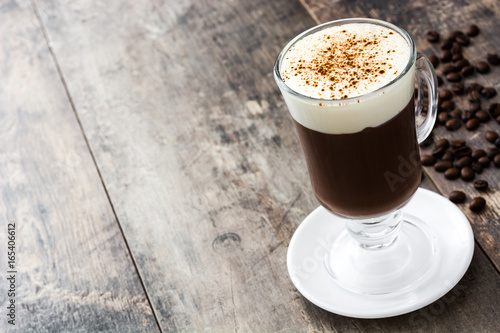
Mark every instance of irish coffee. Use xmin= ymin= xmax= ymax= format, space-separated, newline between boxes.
xmin=277 ymin=22 xmax=419 ymax=218
xmin=277 ymin=19 xmax=441 ymax=297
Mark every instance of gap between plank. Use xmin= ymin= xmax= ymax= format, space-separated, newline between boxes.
xmin=298 ymin=0 xmax=321 ymax=25
xmin=29 ymin=1 xmax=164 ymax=331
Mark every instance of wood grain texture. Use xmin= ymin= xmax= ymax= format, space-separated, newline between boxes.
xmin=304 ymin=0 xmax=500 ymax=272
xmin=0 ymin=1 xmax=158 ymax=331
xmin=32 ymin=0 xmax=500 ymax=331
xmin=35 ymin=0 xmax=318 ymax=331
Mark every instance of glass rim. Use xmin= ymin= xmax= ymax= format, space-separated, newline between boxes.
xmin=273 ymin=18 xmax=417 ymax=103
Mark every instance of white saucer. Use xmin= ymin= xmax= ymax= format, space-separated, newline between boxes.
xmin=287 ymin=188 xmax=474 ymax=319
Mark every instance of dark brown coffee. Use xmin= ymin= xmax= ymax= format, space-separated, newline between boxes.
xmin=294 ymin=97 xmax=420 ymax=217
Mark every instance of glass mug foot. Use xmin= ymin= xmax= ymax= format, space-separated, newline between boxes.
xmin=323 ymin=210 xmax=440 ymax=294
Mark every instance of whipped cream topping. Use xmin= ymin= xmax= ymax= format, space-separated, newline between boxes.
xmin=281 ymin=23 xmax=410 ymax=100
xmin=277 ymin=22 xmax=415 ymax=134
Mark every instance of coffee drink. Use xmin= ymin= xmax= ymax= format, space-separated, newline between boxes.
xmin=277 ymin=23 xmax=420 ymax=217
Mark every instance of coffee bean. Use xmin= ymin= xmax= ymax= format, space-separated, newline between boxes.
xmin=440 ymin=38 xmax=453 ymax=50
xmin=440 ymin=50 xmax=452 ymax=62
xmin=472 ymin=162 xmax=484 ymax=174
xmin=469 ymin=102 xmax=481 ymax=113
xmin=486 ymin=53 xmax=500 ymax=65
xmin=444 ymin=167 xmax=460 ymax=180
xmin=462 ymin=110 xmax=475 ymax=121
xmin=446 ymin=72 xmax=461 ymax=82
xmin=470 ymin=197 xmax=486 ymax=212
xmin=451 ymin=43 xmax=462 ymax=55
xmin=450 ymin=82 xmax=465 ymax=95
xmin=478 ymin=156 xmax=490 ymax=167
xmin=495 ymin=137 xmax=500 ymax=149
xmin=421 ymin=154 xmax=437 ymax=166
xmin=452 ymin=53 xmax=463 ymax=62
xmin=460 ymin=166 xmax=475 ymax=181
xmin=465 ymin=118 xmax=480 ymax=130
xmin=442 ymin=65 xmax=459 ymax=75
xmin=455 ymin=35 xmax=470 ymax=46
xmin=494 ymin=154 xmax=500 ymax=167
xmin=468 ymin=90 xmax=480 ymax=102
xmin=432 ymin=146 xmax=447 ymax=158
xmin=476 ymin=61 xmax=491 ymax=74
xmin=454 ymin=58 xmax=469 ymax=69
xmin=488 ymin=103 xmax=500 ymax=116
xmin=442 ymin=101 xmax=456 ymax=112
xmin=442 ymin=150 xmax=455 ymax=162
xmin=435 ymin=138 xmax=450 ymax=149
xmin=449 ymin=190 xmax=466 ymax=203
xmin=475 ymin=107 xmax=488 ymax=122
xmin=426 ymin=30 xmax=440 ymax=43
xmin=445 ymin=118 xmax=461 ymax=131
xmin=471 ymin=149 xmax=487 ymax=160
xmin=497 ymin=115 xmax=500 ymax=125
xmin=454 ymin=146 xmax=472 ymax=157
xmin=435 ymin=160 xmax=453 ymax=172
xmin=438 ymin=111 xmax=450 ymax=125
xmin=455 ymin=156 xmax=473 ymax=168
xmin=485 ymin=130 xmax=499 ymax=143
xmin=450 ymin=139 xmax=466 ymax=149
xmin=487 ymin=147 xmax=500 ymax=159
xmin=475 ymin=110 xmax=490 ymax=122
xmin=438 ymin=112 xmax=449 ymax=124
xmin=449 ymin=109 xmax=462 ymax=119
xmin=429 ymin=54 xmax=439 ymax=68
xmin=439 ymin=89 xmax=453 ymax=100
xmin=461 ymin=65 xmax=475 ymax=76
xmin=436 ymin=75 xmax=443 ymax=87
xmin=473 ymin=179 xmax=489 ymax=191
xmin=467 ymin=82 xmax=483 ymax=93
xmin=466 ymin=24 xmax=480 ymax=37
xmin=480 ymin=87 xmax=497 ymax=99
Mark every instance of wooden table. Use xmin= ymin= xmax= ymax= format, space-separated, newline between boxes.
xmin=1 ymin=0 xmax=499 ymax=331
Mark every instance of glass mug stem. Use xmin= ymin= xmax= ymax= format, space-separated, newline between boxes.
xmin=346 ymin=210 xmax=403 ymax=248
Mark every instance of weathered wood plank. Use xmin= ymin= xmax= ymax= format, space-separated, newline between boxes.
xmin=35 ymin=0 xmax=500 ymax=331
xmin=0 ymin=1 xmax=158 ymax=331
xmin=304 ymin=0 xmax=500 ymax=272
xmin=35 ymin=0 xmax=321 ymax=330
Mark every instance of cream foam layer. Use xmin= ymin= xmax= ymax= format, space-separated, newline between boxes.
xmin=281 ymin=23 xmax=410 ymax=100
xmin=279 ymin=23 xmax=414 ymax=134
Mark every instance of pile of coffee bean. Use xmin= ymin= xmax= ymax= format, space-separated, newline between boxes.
xmin=420 ymin=24 xmax=500 ymax=213
xmin=421 ymin=136 xmax=499 ymax=212
xmin=424 ymin=25 xmax=500 ymax=132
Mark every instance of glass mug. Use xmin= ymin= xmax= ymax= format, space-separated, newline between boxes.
xmin=274 ymin=18 xmax=438 ymax=294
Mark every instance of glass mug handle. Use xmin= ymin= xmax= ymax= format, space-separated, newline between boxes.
xmin=415 ymin=52 xmax=438 ymax=143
